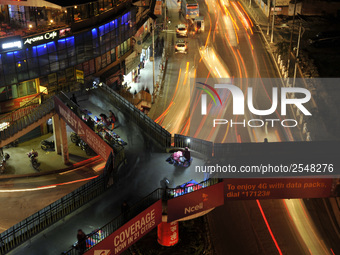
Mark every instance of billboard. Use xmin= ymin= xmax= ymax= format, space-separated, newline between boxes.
xmin=85 ymin=200 xmax=162 ymax=255
xmin=54 ymin=97 xmax=113 ymax=160
xmin=167 ymin=182 xmax=224 ymax=222
xmin=223 ymin=178 xmax=335 ymax=200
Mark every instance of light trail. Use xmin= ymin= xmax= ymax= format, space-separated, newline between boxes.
xmin=284 ymin=199 xmax=331 ymax=254
xmin=257 ymin=200 xmax=283 ymax=255
xmin=0 ymin=176 xmax=99 ymax=193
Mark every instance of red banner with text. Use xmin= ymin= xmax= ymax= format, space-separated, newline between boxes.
xmin=167 ymin=182 xmax=224 ymax=222
xmin=85 ymin=200 xmax=162 ymax=255
xmin=54 ymin=97 xmax=113 ymax=160
xmin=223 ymin=178 xmax=336 ymax=200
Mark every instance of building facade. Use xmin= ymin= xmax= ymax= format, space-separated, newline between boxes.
xmin=0 ymin=0 xmax=155 ymax=116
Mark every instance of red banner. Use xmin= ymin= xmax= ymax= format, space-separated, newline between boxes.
xmin=54 ymin=97 xmax=113 ymax=160
xmin=85 ymin=200 xmax=162 ymax=255
xmin=223 ymin=178 xmax=335 ymax=200
xmin=0 ymin=93 xmax=39 ymax=114
xmin=167 ymin=182 xmax=224 ymax=222
xmin=157 ymin=222 xmax=179 ymax=246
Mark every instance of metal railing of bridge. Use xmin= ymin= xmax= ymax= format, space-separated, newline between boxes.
xmin=165 ymin=178 xmax=222 ymax=199
xmin=0 ymin=96 xmax=54 ymax=145
xmin=97 ymin=84 xmax=172 ymax=149
xmin=57 ymin=92 xmax=125 ymax=155
xmin=62 ymin=178 xmax=221 ymax=254
xmin=63 ymin=188 xmax=163 ymax=255
xmin=0 ymin=174 xmax=106 ymax=255
xmin=0 ymin=92 xmax=129 ymax=254
xmin=174 ymin=134 xmax=213 ymax=157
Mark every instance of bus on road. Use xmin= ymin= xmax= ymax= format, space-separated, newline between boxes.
xmin=181 ymin=0 xmax=199 ymax=20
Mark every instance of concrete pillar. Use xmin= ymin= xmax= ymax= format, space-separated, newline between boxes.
xmin=52 ymin=115 xmax=62 ymax=154
xmin=59 ymin=118 xmax=70 ymax=165
xmin=157 ymin=222 xmax=179 ymax=246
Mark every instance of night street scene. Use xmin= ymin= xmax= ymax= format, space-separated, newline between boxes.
xmin=0 ymin=0 xmax=340 ymax=254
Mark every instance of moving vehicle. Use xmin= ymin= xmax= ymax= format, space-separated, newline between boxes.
xmin=175 ymin=40 xmax=188 ymax=54
xmin=28 ymin=150 xmax=40 ymax=171
xmin=176 ymin=24 xmax=188 ymax=37
xmin=181 ymin=0 xmax=199 ymax=20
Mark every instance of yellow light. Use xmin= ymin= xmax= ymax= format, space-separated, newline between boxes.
xmin=17 ymin=63 xmax=21 ymax=67
xmin=74 ymin=5 xmax=77 ymax=8
xmin=50 ymin=19 xmax=54 ymax=23
xmin=28 ymin=24 xmax=32 ymax=28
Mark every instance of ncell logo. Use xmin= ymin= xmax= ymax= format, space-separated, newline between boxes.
xmin=184 ymin=193 xmax=208 ymax=214
xmin=198 ymin=83 xmax=312 ymax=128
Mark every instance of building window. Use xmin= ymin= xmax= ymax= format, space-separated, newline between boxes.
xmin=111 ymin=48 xmax=116 ymax=62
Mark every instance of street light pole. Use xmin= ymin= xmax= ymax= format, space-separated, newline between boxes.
xmin=271 ymin=0 xmax=276 ymax=43
xmin=152 ymin=19 xmax=155 ymax=103
xmin=164 ymin=0 xmax=167 ymax=29
xmin=267 ymin=0 xmax=271 ymax=35
xmin=287 ymin=0 xmax=297 ymax=78
xmin=293 ymin=22 xmax=302 ymax=87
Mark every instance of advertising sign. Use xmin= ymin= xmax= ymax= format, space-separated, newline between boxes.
xmin=154 ymin=0 xmax=162 ymax=15
xmin=167 ymin=182 xmax=224 ymax=222
xmin=54 ymin=97 xmax=113 ymax=160
xmin=84 ymin=200 xmax=162 ymax=255
xmin=223 ymin=178 xmax=335 ymax=200
xmin=23 ymin=30 xmax=58 ymax=45
xmin=0 ymin=36 xmax=22 ymax=53
xmin=0 ymin=93 xmax=39 ymax=113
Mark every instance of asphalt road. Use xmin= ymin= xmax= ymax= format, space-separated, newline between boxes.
xmin=149 ymin=0 xmax=339 ymax=254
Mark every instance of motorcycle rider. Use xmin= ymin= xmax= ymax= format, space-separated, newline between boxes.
xmin=28 ymin=149 xmax=39 ymax=163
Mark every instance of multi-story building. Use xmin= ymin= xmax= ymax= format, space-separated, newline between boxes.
xmin=0 ymin=0 xmax=155 ymax=126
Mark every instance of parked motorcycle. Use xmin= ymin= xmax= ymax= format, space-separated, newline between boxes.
xmin=79 ymin=140 xmax=95 ymax=156
xmin=70 ymin=132 xmax=81 ymax=144
xmin=4 ymin=140 xmax=18 ymax=148
xmin=0 ymin=153 xmax=10 ymax=174
xmin=41 ymin=140 xmax=55 ymax=151
xmin=28 ymin=150 xmax=40 ymax=171
xmin=71 ymin=133 xmax=95 ymax=156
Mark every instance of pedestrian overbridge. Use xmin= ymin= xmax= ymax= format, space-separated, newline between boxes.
xmin=0 ymin=97 xmax=55 ymax=148
xmin=0 ymin=84 xmax=339 ymax=255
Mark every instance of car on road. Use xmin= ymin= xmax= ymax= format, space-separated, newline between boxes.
xmin=176 ymin=24 xmax=188 ymax=37
xmin=175 ymin=40 xmax=188 ymax=54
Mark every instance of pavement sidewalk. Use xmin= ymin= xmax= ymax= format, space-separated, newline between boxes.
xmin=0 ymin=127 xmax=95 ymax=179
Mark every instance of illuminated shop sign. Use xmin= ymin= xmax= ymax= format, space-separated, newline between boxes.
xmin=2 ymin=40 xmax=22 ymax=50
xmin=0 ymin=36 xmax=22 ymax=53
xmin=24 ymin=31 xmax=58 ymax=45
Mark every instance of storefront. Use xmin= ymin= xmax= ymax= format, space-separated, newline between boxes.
xmin=0 ymin=9 xmax=136 ymax=113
